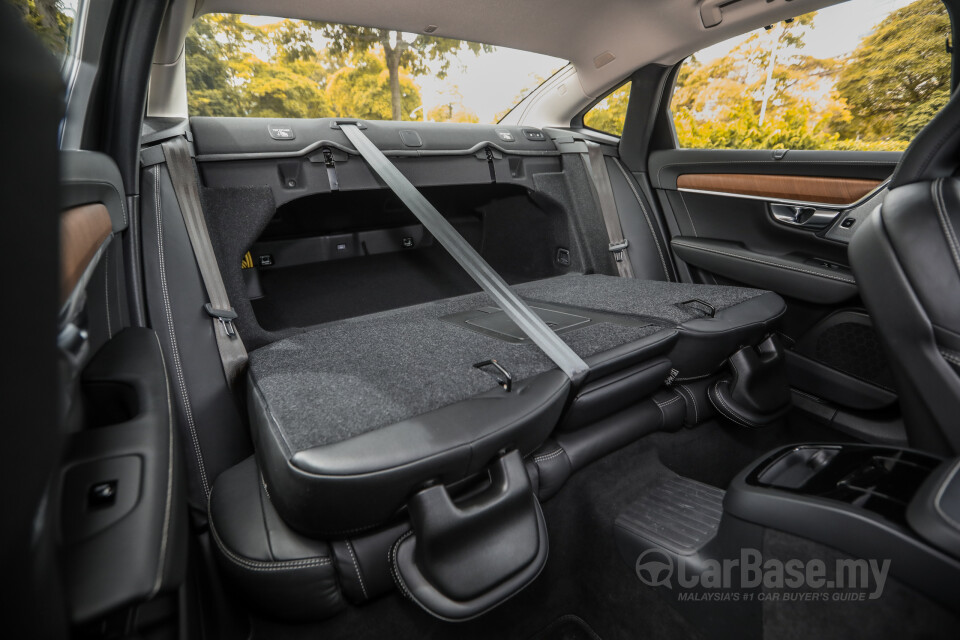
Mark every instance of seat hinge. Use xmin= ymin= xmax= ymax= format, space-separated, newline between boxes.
xmin=322 ymin=147 xmax=339 ymax=192
xmin=205 ymin=303 xmax=239 ymax=338
xmin=609 ymin=239 xmax=629 ymax=262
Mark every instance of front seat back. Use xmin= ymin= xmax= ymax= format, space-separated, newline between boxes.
xmin=849 ymin=91 xmax=960 ymax=454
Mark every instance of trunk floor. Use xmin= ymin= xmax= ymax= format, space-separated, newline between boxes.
xmin=252 ymin=246 xmax=486 ymax=330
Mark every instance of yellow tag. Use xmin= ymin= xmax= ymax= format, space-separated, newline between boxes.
xmin=241 ymin=251 xmax=254 ymax=269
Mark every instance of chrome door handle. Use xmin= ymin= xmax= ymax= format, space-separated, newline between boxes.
xmin=769 ymin=204 xmax=840 ymax=229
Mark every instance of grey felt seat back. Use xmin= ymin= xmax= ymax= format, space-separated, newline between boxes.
xmin=248 ymin=274 xmax=785 ymax=536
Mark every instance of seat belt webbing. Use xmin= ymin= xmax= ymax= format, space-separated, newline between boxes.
xmin=161 ymin=136 xmax=248 ymax=389
xmin=581 ymin=141 xmax=635 ymax=278
xmin=339 ymin=123 xmax=589 ymax=382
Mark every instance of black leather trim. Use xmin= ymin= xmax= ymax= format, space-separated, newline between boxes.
xmin=66 ymin=329 xmax=188 ymax=623
xmin=207 ymin=457 xmax=345 ymax=621
xmin=140 ymin=165 xmax=252 ymax=506
xmin=331 ymin=522 xmax=410 ymax=604
xmin=669 ymin=291 xmax=786 ymax=378
xmin=61 ymin=150 xmax=128 ymax=231
xmin=558 ymin=357 xmax=673 ymax=431
xmin=850 ymin=197 xmax=960 ymax=454
xmin=556 ymin=399 xmax=676 ymax=470
xmin=250 ymin=369 xmax=570 ymax=536
xmin=528 ymin=440 xmax=572 ymax=501
xmin=891 ymin=89 xmax=960 ymax=189
xmin=605 ymin=154 xmax=674 ymax=281
xmin=672 ymin=376 xmax=720 ymax=426
xmin=581 ymin=329 xmax=677 ymax=380
xmin=707 ymin=378 xmax=790 ymax=428
xmin=671 ymin=237 xmax=857 ymax=304
xmin=390 ymin=499 xmax=549 ymax=622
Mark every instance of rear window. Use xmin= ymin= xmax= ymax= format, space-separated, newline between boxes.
xmin=185 ymin=14 xmax=565 ymax=123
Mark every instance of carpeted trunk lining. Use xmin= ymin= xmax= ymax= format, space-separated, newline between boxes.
xmin=251 ymin=241 xmax=484 ymax=330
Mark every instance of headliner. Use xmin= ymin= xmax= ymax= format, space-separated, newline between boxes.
xmin=199 ymin=0 xmax=843 ymax=98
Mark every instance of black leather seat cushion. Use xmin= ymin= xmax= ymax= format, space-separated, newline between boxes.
xmin=207 ymin=457 xmax=345 ymax=620
xmin=248 ymin=274 xmax=783 ymax=536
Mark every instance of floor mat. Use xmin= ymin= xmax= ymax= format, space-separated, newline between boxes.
xmin=529 ymin=615 xmax=602 ymax=640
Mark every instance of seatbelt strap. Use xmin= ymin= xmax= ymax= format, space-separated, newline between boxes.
xmin=581 ymin=141 xmax=635 ymax=278
xmin=339 ymin=123 xmax=589 ymax=383
xmin=161 ymin=136 xmax=248 ymax=389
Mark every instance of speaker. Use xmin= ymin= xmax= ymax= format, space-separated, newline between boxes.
xmin=794 ymin=311 xmax=895 ymax=390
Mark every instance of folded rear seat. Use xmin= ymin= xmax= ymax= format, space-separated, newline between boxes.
xmin=249 ymin=272 xmax=784 ymax=537
xmin=144 ymin=125 xmax=789 ymax=622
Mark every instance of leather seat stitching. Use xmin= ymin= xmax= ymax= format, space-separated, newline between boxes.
xmin=708 ymin=380 xmax=763 ymax=428
xmin=678 ymin=384 xmax=699 ymax=423
xmin=208 ymin=517 xmax=331 ymax=572
xmin=932 ymin=178 xmax=960 ymax=278
xmin=534 ymin=449 xmax=565 ymax=464
xmin=155 ymin=165 xmax=210 ymax=496
xmin=345 ymin=540 xmax=369 ymax=600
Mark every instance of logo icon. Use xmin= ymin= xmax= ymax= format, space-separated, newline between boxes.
xmin=635 ymin=549 xmax=674 ymax=588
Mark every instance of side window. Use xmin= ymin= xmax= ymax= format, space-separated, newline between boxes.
xmin=670 ymin=0 xmax=952 ymax=151
xmin=12 ymin=0 xmax=82 ymax=61
xmin=583 ymin=82 xmax=631 ymax=136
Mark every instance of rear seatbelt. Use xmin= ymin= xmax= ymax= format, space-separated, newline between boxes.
xmin=161 ymin=136 xmax=248 ymax=389
xmin=581 ymin=141 xmax=635 ymax=278
xmin=339 ymin=123 xmax=589 ymax=383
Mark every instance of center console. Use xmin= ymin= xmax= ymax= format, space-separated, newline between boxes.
xmin=725 ymin=443 xmax=960 ymax=610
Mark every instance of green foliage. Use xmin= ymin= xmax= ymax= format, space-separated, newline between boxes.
xmin=326 ymin=50 xmax=421 ymax=120
xmin=186 ymin=15 xmax=335 ymax=118
xmin=186 ymin=15 xmax=494 ymax=121
xmin=12 ymin=0 xmax=74 ymax=58
xmin=834 ymin=0 xmax=951 ymax=142
xmin=583 ymin=82 xmax=631 ymax=135
xmin=319 ymin=25 xmax=492 ymax=120
xmin=587 ymin=0 xmax=950 ymax=151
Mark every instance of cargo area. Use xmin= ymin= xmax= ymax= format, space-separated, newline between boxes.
xmin=243 ymin=183 xmax=578 ymax=330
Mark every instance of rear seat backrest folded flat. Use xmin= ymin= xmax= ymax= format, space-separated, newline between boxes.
xmin=138 ymin=120 xmax=792 ymax=622
xmin=248 ymin=273 xmax=784 ymax=536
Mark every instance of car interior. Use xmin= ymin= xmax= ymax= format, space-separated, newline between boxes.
xmin=4 ymin=0 xmax=960 ymax=638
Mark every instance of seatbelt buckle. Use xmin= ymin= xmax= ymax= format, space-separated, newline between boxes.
xmin=609 ymin=240 xmax=629 ymax=262
xmin=205 ymin=303 xmax=239 ymax=338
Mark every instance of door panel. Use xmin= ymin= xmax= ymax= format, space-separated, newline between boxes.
xmin=650 ymin=148 xmax=902 ymax=441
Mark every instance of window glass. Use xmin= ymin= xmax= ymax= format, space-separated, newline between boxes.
xmin=583 ymin=82 xmax=631 ymax=136
xmin=12 ymin=0 xmax=82 ymax=61
xmin=185 ymin=14 xmax=565 ymax=122
xmin=670 ymin=0 xmax=951 ymax=150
